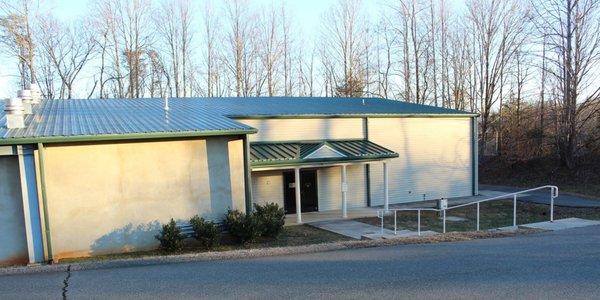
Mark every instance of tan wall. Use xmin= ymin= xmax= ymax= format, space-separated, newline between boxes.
xmin=0 ymin=156 xmax=28 ymax=265
xmin=43 ymin=136 xmax=245 ymax=259
xmin=317 ymin=165 xmax=367 ymax=211
xmin=251 ymin=171 xmax=284 ymax=207
xmin=238 ymin=118 xmax=364 ymax=142
xmin=368 ymin=117 xmax=473 ymax=204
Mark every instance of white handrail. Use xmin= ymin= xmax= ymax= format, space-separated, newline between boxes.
xmin=376 ymin=185 xmax=559 ymax=236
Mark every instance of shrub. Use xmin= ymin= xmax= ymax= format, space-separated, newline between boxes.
xmin=155 ymin=218 xmax=185 ymax=253
xmin=254 ymin=203 xmax=285 ymax=237
xmin=224 ymin=209 xmax=260 ymax=244
xmin=189 ymin=215 xmax=220 ymax=249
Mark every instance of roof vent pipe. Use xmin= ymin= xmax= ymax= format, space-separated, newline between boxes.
xmin=29 ymin=82 xmax=41 ymax=104
xmin=164 ymin=95 xmax=169 ymax=111
xmin=4 ymin=97 xmax=25 ymax=129
xmin=17 ymin=89 xmax=32 ymax=114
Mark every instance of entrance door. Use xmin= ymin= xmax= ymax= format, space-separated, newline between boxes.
xmin=283 ymin=170 xmax=318 ymax=214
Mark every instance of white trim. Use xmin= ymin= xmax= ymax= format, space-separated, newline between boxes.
xmin=251 ymin=159 xmax=395 ymax=172
xmin=304 ymin=144 xmax=346 ymax=159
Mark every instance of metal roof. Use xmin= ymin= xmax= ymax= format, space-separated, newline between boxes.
xmin=250 ymin=140 xmax=399 ymax=167
xmin=0 ymin=99 xmax=256 ymax=145
xmin=0 ymin=97 xmax=476 ymax=145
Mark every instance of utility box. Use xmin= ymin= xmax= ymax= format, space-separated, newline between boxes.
xmin=438 ymin=198 xmax=448 ymax=210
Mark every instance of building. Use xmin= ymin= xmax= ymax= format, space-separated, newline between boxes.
xmin=0 ymin=96 xmax=478 ymax=265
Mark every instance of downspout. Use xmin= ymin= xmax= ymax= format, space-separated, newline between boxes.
xmin=472 ymin=117 xmax=479 ymax=196
xmin=363 ymin=118 xmax=371 ymax=207
xmin=242 ymin=135 xmax=253 ymax=213
xmin=37 ymin=142 xmax=53 ymax=263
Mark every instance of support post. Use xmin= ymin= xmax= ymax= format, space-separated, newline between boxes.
xmin=476 ymin=202 xmax=480 ymax=231
xmin=17 ymin=145 xmax=44 ymax=264
xmin=442 ymin=210 xmax=446 ymax=233
xmin=417 ymin=210 xmax=421 ymax=236
xmin=394 ymin=210 xmax=397 ymax=235
xmin=550 ymin=190 xmax=554 ymax=222
xmin=341 ymin=165 xmax=348 ymax=218
xmin=294 ymin=167 xmax=302 ymax=224
xmin=513 ymin=194 xmax=517 ymax=227
xmin=383 ymin=162 xmax=389 ymax=211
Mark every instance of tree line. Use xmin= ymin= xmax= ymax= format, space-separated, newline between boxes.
xmin=1 ymin=0 xmax=599 ymax=168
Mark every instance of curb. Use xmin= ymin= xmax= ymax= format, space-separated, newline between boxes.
xmin=0 ymin=228 xmax=541 ymax=276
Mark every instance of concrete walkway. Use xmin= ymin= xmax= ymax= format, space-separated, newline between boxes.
xmin=309 ymin=219 xmax=437 ymax=240
xmin=521 ymin=217 xmax=600 ymax=231
xmin=309 ymin=219 xmax=392 ymax=239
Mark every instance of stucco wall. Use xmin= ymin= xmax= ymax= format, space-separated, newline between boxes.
xmin=0 ymin=156 xmax=28 ymax=265
xmin=43 ymin=136 xmax=245 ymax=259
xmin=238 ymin=118 xmax=364 ymax=142
xmin=368 ymin=117 xmax=473 ymax=204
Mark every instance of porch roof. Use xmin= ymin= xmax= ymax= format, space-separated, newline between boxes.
xmin=250 ymin=139 xmax=398 ymax=168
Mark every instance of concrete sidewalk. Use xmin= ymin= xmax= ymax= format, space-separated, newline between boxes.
xmin=521 ymin=217 xmax=600 ymax=231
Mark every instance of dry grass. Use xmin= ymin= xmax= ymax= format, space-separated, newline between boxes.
xmin=356 ymin=200 xmax=600 ymax=233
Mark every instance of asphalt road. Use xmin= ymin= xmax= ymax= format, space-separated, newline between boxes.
xmin=2 ymin=225 xmax=600 ymax=299
xmin=480 ymin=184 xmax=600 ymax=208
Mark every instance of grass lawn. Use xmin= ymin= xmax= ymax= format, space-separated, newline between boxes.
xmin=59 ymin=225 xmax=351 ymax=264
xmin=356 ymin=200 xmax=600 ymax=233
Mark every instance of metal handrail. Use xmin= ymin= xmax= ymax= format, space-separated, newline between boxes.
xmin=376 ymin=185 xmax=559 ymax=236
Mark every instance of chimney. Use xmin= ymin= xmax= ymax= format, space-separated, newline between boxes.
xmin=164 ymin=95 xmax=170 ymax=111
xmin=29 ymin=82 xmax=41 ymax=104
xmin=17 ymin=89 xmax=32 ymax=114
xmin=4 ymin=97 xmax=25 ymax=129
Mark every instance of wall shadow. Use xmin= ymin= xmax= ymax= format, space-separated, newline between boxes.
xmin=90 ymin=221 xmax=161 ymax=256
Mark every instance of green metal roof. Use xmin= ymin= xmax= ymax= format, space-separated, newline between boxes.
xmin=250 ymin=140 xmax=399 ymax=168
xmin=0 ymin=97 xmax=476 ymax=145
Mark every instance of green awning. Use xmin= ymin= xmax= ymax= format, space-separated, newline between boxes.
xmin=250 ymin=140 xmax=398 ymax=168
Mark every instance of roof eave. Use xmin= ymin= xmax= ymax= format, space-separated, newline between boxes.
xmin=0 ymin=128 xmax=258 ymax=145
xmin=250 ymin=154 xmax=399 ymax=168
xmin=228 ymin=113 xmax=479 ymax=119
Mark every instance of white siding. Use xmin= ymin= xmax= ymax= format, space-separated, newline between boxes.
xmin=251 ymin=165 xmax=367 ymax=212
xmin=368 ymin=118 xmax=473 ymax=205
xmin=317 ymin=165 xmax=367 ymax=211
xmin=238 ymin=118 xmax=364 ymax=142
xmin=251 ymin=171 xmax=284 ymax=207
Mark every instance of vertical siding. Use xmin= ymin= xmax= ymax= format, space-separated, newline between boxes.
xmin=251 ymin=171 xmax=284 ymax=207
xmin=317 ymin=165 xmax=367 ymax=211
xmin=238 ymin=118 xmax=363 ymax=142
xmin=369 ymin=117 xmax=473 ymax=205
xmin=251 ymin=165 xmax=367 ymax=212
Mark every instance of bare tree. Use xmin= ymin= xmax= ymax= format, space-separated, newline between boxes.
xmin=37 ymin=17 xmax=96 ymax=99
xmin=534 ymin=0 xmax=600 ymax=167
xmin=466 ymin=0 xmax=529 ymax=155
xmin=321 ymin=0 xmax=368 ymax=97
xmin=0 ymin=0 xmax=37 ymax=88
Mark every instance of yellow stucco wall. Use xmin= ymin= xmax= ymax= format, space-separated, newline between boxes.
xmin=237 ymin=118 xmax=364 ymax=142
xmin=0 ymin=156 xmax=29 ymax=266
xmin=42 ymin=136 xmax=245 ymax=259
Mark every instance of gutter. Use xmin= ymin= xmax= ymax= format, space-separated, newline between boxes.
xmin=37 ymin=142 xmax=53 ymax=263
